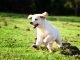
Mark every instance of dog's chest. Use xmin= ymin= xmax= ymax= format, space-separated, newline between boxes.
xmin=37 ymin=28 xmax=49 ymax=37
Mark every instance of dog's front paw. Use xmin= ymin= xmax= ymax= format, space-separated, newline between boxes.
xmin=32 ymin=44 xmax=39 ymax=50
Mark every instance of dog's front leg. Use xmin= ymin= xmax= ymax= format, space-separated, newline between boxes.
xmin=33 ymin=35 xmax=43 ymax=49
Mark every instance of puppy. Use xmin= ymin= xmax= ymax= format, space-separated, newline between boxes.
xmin=28 ymin=12 xmax=62 ymax=53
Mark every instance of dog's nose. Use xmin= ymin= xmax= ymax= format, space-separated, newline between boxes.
xmin=30 ymin=22 xmax=33 ymax=24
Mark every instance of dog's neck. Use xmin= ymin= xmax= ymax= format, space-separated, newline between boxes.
xmin=36 ymin=19 xmax=48 ymax=30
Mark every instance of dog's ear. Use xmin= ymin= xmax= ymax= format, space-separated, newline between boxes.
xmin=42 ymin=12 xmax=48 ymax=17
xmin=40 ymin=16 xmax=45 ymax=19
xmin=40 ymin=12 xmax=48 ymax=19
xmin=28 ymin=15 xmax=32 ymax=19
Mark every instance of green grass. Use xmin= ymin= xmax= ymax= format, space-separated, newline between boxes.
xmin=0 ymin=12 xmax=80 ymax=60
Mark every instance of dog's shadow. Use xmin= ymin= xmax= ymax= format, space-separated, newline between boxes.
xmin=61 ymin=42 xmax=80 ymax=59
xmin=61 ymin=42 xmax=80 ymax=55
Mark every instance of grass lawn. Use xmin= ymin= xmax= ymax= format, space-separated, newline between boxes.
xmin=0 ymin=12 xmax=80 ymax=60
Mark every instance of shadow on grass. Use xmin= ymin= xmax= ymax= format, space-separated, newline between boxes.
xmin=47 ymin=16 xmax=80 ymax=22
xmin=0 ymin=12 xmax=27 ymax=18
xmin=61 ymin=42 xmax=80 ymax=59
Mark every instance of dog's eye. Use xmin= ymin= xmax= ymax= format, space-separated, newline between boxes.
xmin=35 ymin=19 xmax=38 ymax=21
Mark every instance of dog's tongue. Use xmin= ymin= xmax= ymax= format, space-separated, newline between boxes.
xmin=32 ymin=24 xmax=39 ymax=29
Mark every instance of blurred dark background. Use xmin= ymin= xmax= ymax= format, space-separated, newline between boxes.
xmin=0 ymin=0 xmax=80 ymax=16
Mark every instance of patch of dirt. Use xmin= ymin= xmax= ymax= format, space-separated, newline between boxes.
xmin=0 ymin=26 xmax=1 ymax=28
xmin=77 ymin=34 xmax=80 ymax=37
xmin=25 ymin=28 xmax=30 ymax=31
xmin=14 ymin=25 xmax=19 ymax=29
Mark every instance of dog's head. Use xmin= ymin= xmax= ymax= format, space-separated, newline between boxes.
xmin=28 ymin=12 xmax=48 ymax=28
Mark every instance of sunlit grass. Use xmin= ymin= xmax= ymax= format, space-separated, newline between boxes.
xmin=0 ymin=12 xmax=80 ymax=60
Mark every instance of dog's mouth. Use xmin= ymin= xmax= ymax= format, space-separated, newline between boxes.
xmin=32 ymin=24 xmax=39 ymax=28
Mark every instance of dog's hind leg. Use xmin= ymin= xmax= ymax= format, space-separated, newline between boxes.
xmin=47 ymin=43 xmax=53 ymax=53
xmin=43 ymin=35 xmax=53 ymax=53
xmin=55 ymin=36 xmax=62 ymax=48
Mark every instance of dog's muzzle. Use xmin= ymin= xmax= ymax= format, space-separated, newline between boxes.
xmin=30 ymin=22 xmax=39 ymax=28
